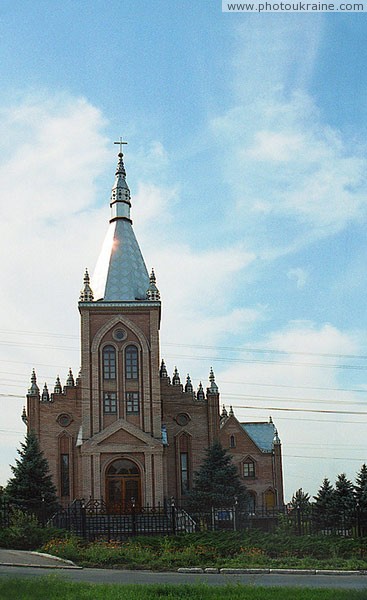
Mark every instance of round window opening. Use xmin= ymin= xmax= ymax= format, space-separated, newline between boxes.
xmin=113 ymin=328 xmax=126 ymax=341
xmin=175 ymin=413 xmax=190 ymax=427
xmin=57 ymin=413 xmax=72 ymax=428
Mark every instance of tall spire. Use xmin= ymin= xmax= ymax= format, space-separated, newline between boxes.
xmin=91 ymin=145 xmax=150 ymax=302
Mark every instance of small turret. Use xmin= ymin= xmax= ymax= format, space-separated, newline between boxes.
xmin=273 ymin=429 xmax=281 ymax=445
xmin=28 ymin=369 xmax=39 ymax=395
xmin=197 ymin=382 xmax=205 ymax=401
xmin=65 ymin=368 xmax=75 ymax=387
xmin=229 ymin=405 xmax=234 ymax=417
xmin=185 ymin=374 xmax=193 ymax=394
xmin=221 ymin=404 xmax=228 ymax=419
xmin=41 ymin=383 xmax=50 ymax=402
xmin=172 ymin=367 xmax=181 ymax=386
xmin=76 ymin=369 xmax=82 ymax=386
xmin=21 ymin=406 xmax=28 ymax=424
xmin=54 ymin=376 xmax=62 ymax=394
xmin=160 ymin=359 xmax=168 ymax=378
xmin=79 ymin=268 xmax=94 ymax=302
xmin=208 ymin=367 xmax=218 ymax=393
xmin=146 ymin=268 xmax=160 ymax=301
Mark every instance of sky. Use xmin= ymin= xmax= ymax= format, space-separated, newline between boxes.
xmin=0 ymin=1 xmax=367 ymax=501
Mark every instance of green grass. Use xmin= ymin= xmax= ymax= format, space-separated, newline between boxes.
xmin=0 ymin=577 xmax=366 ymax=600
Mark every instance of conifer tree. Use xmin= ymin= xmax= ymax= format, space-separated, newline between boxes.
xmin=355 ymin=464 xmax=367 ymax=510
xmin=186 ymin=440 xmax=247 ymax=510
xmin=290 ymin=488 xmax=311 ymax=513
xmin=6 ymin=430 xmax=58 ymax=521
xmin=313 ymin=477 xmax=335 ymax=530
xmin=333 ymin=473 xmax=355 ymax=529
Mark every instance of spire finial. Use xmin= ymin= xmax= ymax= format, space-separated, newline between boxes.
xmin=160 ymin=359 xmax=168 ymax=378
xmin=172 ymin=367 xmax=181 ymax=386
xmin=80 ymin=268 xmax=94 ymax=302
xmin=114 ymin=136 xmax=128 ymax=155
xmin=65 ymin=368 xmax=75 ymax=387
xmin=146 ymin=268 xmax=161 ymax=301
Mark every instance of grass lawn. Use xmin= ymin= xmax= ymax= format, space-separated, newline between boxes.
xmin=0 ymin=577 xmax=366 ymax=600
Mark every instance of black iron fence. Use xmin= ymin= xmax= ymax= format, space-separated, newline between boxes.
xmin=2 ymin=496 xmax=367 ymax=541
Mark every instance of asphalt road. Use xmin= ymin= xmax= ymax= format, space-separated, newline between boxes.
xmin=1 ymin=565 xmax=367 ymax=589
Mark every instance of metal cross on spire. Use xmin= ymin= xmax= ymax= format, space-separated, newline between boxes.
xmin=114 ymin=137 xmax=128 ymax=154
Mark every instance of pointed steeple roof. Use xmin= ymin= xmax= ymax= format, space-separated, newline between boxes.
xmin=80 ymin=269 xmax=94 ymax=302
xmin=91 ymin=148 xmax=150 ymax=302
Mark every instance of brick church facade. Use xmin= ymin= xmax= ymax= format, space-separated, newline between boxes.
xmin=26 ymin=149 xmax=284 ymax=512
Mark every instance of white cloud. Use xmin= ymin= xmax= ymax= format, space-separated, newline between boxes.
xmin=287 ymin=268 xmax=308 ymax=289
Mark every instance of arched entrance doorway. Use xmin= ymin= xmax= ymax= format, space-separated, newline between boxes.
xmin=105 ymin=458 xmax=141 ymax=512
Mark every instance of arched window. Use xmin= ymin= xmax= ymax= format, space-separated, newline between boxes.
xmin=230 ymin=435 xmax=236 ymax=448
xmin=125 ymin=345 xmax=138 ymax=379
xmin=243 ymin=458 xmax=255 ymax=478
xmin=103 ymin=345 xmax=116 ymax=380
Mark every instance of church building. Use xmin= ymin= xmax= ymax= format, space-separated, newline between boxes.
xmin=26 ymin=148 xmax=284 ymax=512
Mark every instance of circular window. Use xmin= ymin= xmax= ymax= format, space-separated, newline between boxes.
xmin=57 ymin=413 xmax=72 ymax=428
xmin=175 ymin=413 xmax=190 ymax=427
xmin=113 ymin=328 xmax=126 ymax=341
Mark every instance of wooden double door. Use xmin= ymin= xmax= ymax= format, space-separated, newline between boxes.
xmin=105 ymin=459 xmax=141 ymax=513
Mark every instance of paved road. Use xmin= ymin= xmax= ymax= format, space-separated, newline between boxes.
xmin=1 ymin=550 xmax=367 ymax=589
xmin=1 ymin=564 xmax=367 ymax=589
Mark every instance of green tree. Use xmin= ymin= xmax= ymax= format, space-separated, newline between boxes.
xmin=355 ymin=464 xmax=367 ymax=509
xmin=6 ymin=430 xmax=58 ymax=521
xmin=334 ymin=473 xmax=355 ymax=530
xmin=186 ymin=441 xmax=247 ymax=510
xmin=290 ymin=488 xmax=311 ymax=513
xmin=313 ymin=477 xmax=335 ymax=531
xmin=355 ymin=464 xmax=367 ymax=535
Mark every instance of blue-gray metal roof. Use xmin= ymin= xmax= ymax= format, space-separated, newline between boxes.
xmin=92 ymin=219 xmax=150 ymax=302
xmin=241 ymin=422 xmax=275 ymax=452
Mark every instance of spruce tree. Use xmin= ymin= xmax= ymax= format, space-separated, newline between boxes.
xmin=290 ymin=488 xmax=311 ymax=514
xmin=355 ymin=464 xmax=367 ymax=534
xmin=313 ymin=477 xmax=335 ymax=530
xmin=334 ymin=473 xmax=355 ymax=529
xmin=186 ymin=440 xmax=247 ymax=510
xmin=355 ymin=464 xmax=367 ymax=509
xmin=6 ymin=430 xmax=58 ymax=521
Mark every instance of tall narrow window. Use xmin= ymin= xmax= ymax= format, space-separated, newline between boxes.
xmin=180 ymin=452 xmax=189 ymax=495
xmin=125 ymin=345 xmax=138 ymax=379
xmin=103 ymin=345 xmax=116 ymax=380
xmin=243 ymin=459 xmax=255 ymax=478
xmin=103 ymin=392 xmax=117 ymax=414
xmin=230 ymin=435 xmax=236 ymax=448
xmin=126 ymin=391 xmax=139 ymax=414
xmin=60 ymin=454 xmax=70 ymax=497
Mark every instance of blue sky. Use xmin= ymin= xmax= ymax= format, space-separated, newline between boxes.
xmin=1 ymin=1 xmax=367 ymax=500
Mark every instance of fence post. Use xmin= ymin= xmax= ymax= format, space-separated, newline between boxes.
xmin=131 ymin=497 xmax=136 ymax=536
xmin=233 ymin=496 xmax=238 ymax=532
xmin=171 ymin=497 xmax=176 ymax=535
xmin=296 ymin=504 xmax=302 ymax=536
xmin=81 ymin=500 xmax=87 ymax=539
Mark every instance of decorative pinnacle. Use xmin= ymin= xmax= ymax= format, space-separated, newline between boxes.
xmin=172 ymin=367 xmax=181 ymax=386
xmin=273 ymin=429 xmax=281 ymax=445
xmin=66 ymin=368 xmax=75 ymax=387
xmin=54 ymin=376 xmax=62 ymax=394
xmin=28 ymin=369 xmax=39 ymax=395
xmin=146 ymin=268 xmax=160 ymax=301
xmin=197 ymin=382 xmax=205 ymax=401
xmin=80 ymin=268 xmax=94 ymax=302
xmin=208 ymin=367 xmax=218 ymax=393
xmin=229 ymin=405 xmax=234 ymax=417
xmin=41 ymin=383 xmax=50 ymax=402
xmin=185 ymin=374 xmax=193 ymax=394
xmin=221 ymin=404 xmax=228 ymax=418
xmin=110 ymin=140 xmax=131 ymax=213
xmin=160 ymin=359 xmax=168 ymax=378
xmin=21 ymin=406 xmax=28 ymax=424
